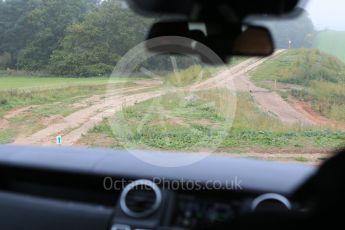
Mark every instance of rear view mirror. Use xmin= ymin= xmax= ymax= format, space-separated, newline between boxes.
xmin=232 ymin=26 xmax=274 ymax=56
xmin=146 ymin=21 xmax=274 ymax=64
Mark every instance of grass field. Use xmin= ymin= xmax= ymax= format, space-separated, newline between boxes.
xmin=251 ymin=49 xmax=345 ymax=122
xmin=79 ymin=90 xmax=345 ymax=159
xmin=0 ymin=74 xmax=144 ymax=144
xmin=165 ymin=65 xmax=215 ymax=87
xmin=164 ymin=57 xmax=245 ymax=87
xmin=2 ymin=59 xmax=345 ymax=163
xmin=0 ymin=75 xmax=146 ymax=90
xmin=314 ymin=30 xmax=345 ymax=63
xmin=0 ymin=83 xmax=107 ymax=144
xmin=251 ymin=49 xmax=345 ymax=85
xmin=0 ymin=74 xmax=145 ymax=106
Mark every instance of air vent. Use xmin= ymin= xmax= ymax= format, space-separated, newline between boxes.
xmin=251 ymin=193 xmax=291 ymax=212
xmin=120 ymin=180 xmax=162 ymax=218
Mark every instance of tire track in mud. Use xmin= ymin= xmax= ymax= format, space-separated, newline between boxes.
xmin=12 ymin=51 xmax=322 ymax=146
xmin=199 ymin=50 xmax=317 ymax=125
xmin=13 ymin=85 xmax=163 ymax=146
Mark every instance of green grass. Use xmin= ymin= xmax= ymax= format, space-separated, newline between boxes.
xmin=0 ymin=129 xmax=16 ymax=144
xmin=164 ymin=59 xmax=246 ymax=87
xmin=290 ymin=81 xmax=345 ymax=121
xmin=31 ymin=104 xmax=77 ymax=117
xmin=251 ymin=48 xmax=345 ymax=123
xmin=81 ymin=89 xmax=235 ymax=149
xmin=314 ymin=30 xmax=345 ymax=63
xmin=0 ymin=75 xmax=145 ymax=143
xmin=0 ymin=76 xmax=142 ymax=115
xmin=2 ymin=59 xmax=344 ymax=161
xmin=0 ymin=75 xmax=144 ymax=90
xmin=164 ymin=65 xmax=215 ymax=87
xmin=293 ymin=156 xmax=309 ymax=163
xmin=0 ymin=84 xmax=110 ymax=143
xmin=251 ymin=49 xmax=345 ymax=85
xmin=80 ymin=91 xmax=345 ymax=151
xmin=0 ymin=84 xmax=106 ymax=115
xmin=107 ymin=89 xmax=235 ymax=150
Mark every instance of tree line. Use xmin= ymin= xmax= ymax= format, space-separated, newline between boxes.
xmin=0 ymin=0 xmax=152 ymax=76
xmin=0 ymin=0 xmax=315 ymax=77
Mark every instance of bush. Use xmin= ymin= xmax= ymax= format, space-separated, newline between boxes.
xmin=0 ymin=99 xmax=8 ymax=105
xmin=49 ymin=51 xmax=115 ymax=77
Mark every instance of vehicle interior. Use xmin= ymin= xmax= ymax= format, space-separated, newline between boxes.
xmin=0 ymin=0 xmax=344 ymax=229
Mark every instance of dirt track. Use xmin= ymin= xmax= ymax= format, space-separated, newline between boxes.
xmin=232 ymin=56 xmax=316 ymax=125
xmin=193 ymin=50 xmax=316 ymax=125
xmin=13 ymin=85 xmax=164 ymax=146
xmin=12 ymin=51 xmax=329 ymax=146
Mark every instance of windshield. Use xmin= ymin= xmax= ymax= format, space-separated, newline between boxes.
xmin=1 ymin=0 xmax=344 ymax=165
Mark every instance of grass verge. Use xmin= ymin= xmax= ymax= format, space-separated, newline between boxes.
xmin=251 ymin=48 xmax=345 ymax=123
xmin=79 ymin=91 xmax=345 ymax=153
xmin=0 ymin=75 xmax=144 ymax=143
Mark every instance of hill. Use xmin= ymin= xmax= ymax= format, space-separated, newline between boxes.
xmin=314 ymin=30 xmax=345 ymax=63
xmin=251 ymin=49 xmax=345 ymax=122
xmin=252 ymin=49 xmax=345 ymax=85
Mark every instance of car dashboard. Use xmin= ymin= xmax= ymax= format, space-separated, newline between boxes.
xmin=0 ymin=145 xmax=316 ymax=230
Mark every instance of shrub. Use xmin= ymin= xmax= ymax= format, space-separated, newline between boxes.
xmin=0 ymin=99 xmax=8 ymax=105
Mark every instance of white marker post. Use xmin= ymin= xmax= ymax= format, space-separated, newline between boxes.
xmin=56 ymin=136 xmax=62 ymax=145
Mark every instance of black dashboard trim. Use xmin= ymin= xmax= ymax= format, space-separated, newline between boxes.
xmin=0 ymin=145 xmax=316 ymax=195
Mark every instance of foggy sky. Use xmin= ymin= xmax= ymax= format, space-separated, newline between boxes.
xmin=304 ymin=0 xmax=345 ymax=31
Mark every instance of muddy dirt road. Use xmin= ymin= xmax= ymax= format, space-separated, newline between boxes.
xmin=13 ymin=84 xmax=164 ymax=146
xmin=232 ymin=57 xmax=316 ymax=125
xmin=192 ymin=50 xmax=316 ymax=125
xmin=12 ymin=51 xmax=325 ymax=146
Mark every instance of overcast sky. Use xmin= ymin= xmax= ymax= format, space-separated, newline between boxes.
xmin=304 ymin=0 xmax=345 ymax=31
